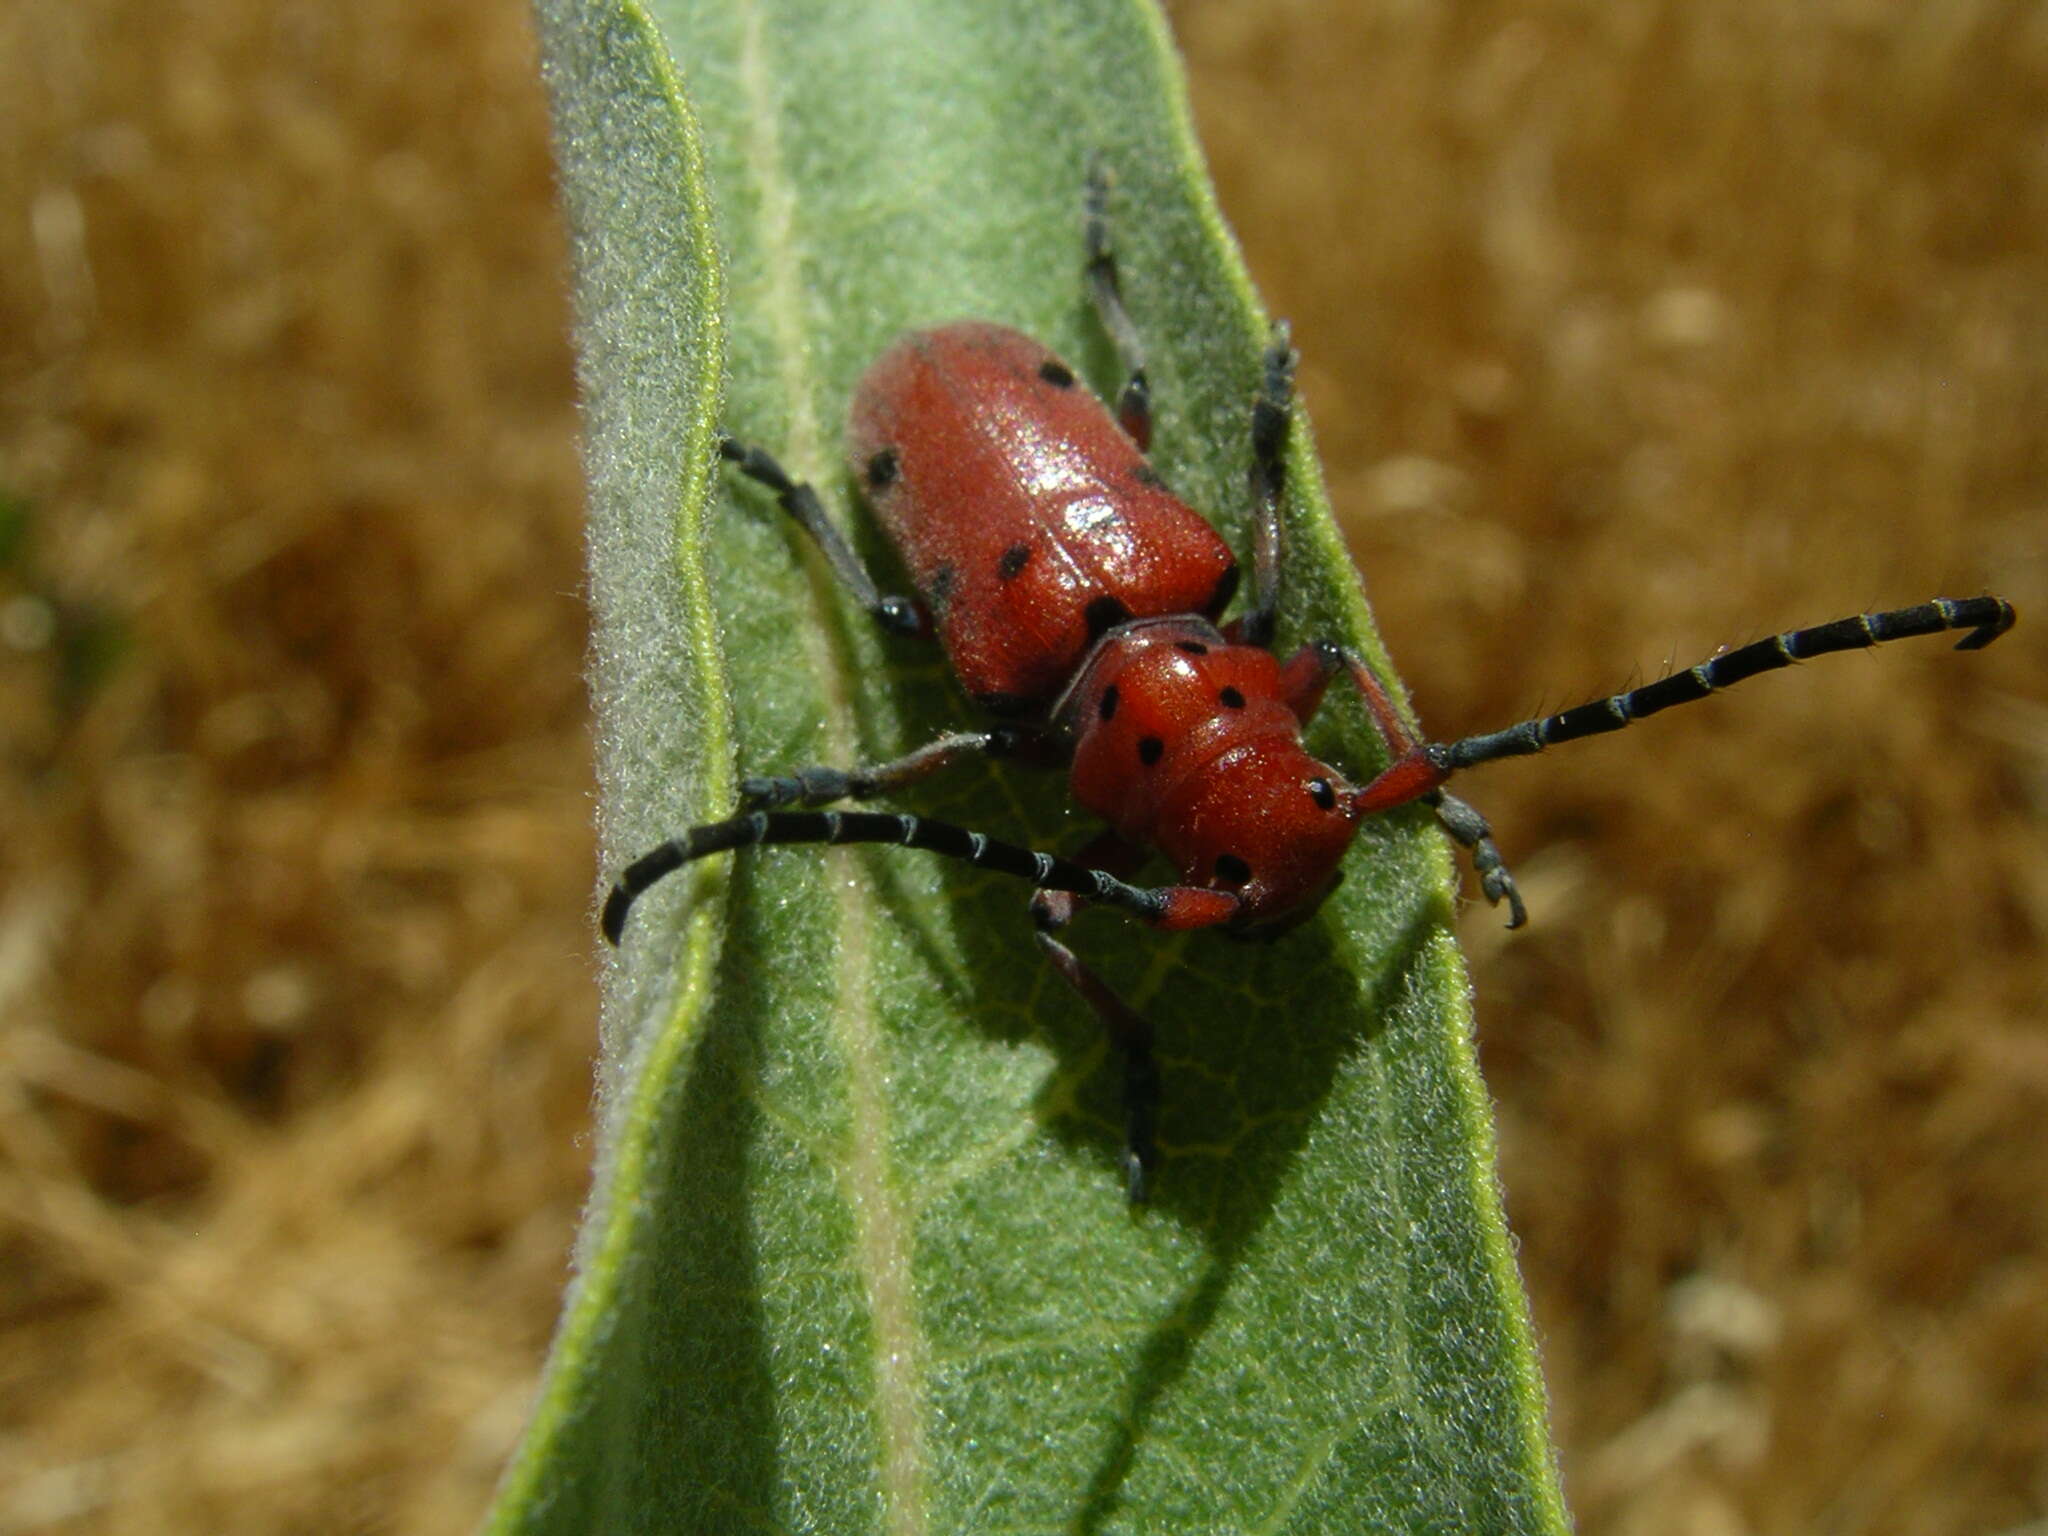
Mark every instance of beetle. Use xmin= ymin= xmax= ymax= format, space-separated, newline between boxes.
xmin=602 ymin=167 xmax=2015 ymax=1201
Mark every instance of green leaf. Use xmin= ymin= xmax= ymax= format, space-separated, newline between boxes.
xmin=495 ymin=1 xmax=1570 ymax=1532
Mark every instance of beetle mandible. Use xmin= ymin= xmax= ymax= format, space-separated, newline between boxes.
xmin=603 ymin=166 xmax=2015 ymax=1202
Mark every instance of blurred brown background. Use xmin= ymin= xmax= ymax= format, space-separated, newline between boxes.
xmin=1 ymin=1 xmax=2042 ymax=1531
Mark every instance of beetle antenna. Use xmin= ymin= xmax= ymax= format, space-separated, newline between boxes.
xmin=1434 ymin=596 xmax=2014 ymax=772
xmin=602 ymin=809 xmax=1228 ymax=944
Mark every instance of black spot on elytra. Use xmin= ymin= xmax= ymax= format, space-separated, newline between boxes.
xmin=1204 ymin=563 xmax=1240 ymax=619
xmin=1214 ymin=853 xmax=1252 ymax=886
xmin=1137 ymin=736 xmax=1164 ymax=766
xmin=1176 ymin=640 xmax=1209 ymax=656
xmin=1084 ymin=594 xmax=1131 ymax=640
xmin=1219 ymin=686 xmax=1246 ymax=709
xmin=1038 ymin=359 xmax=1076 ymax=388
xmin=1099 ymin=685 xmax=1119 ymax=721
xmin=866 ymin=448 xmax=898 ymax=488
xmin=1308 ymin=777 xmax=1337 ymax=810
xmin=997 ymin=544 xmax=1031 ymax=581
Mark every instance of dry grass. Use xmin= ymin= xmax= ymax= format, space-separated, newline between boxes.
xmin=1 ymin=3 xmax=590 ymax=1529
xmin=1 ymin=0 xmax=2042 ymax=1531
xmin=1183 ymin=3 xmax=2048 ymax=1531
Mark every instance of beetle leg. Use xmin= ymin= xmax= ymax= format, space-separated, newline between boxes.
xmin=1276 ymin=638 xmax=1342 ymax=722
xmin=1277 ymin=640 xmax=1430 ymax=786
xmin=1036 ymin=925 xmax=1161 ymax=1204
xmin=1422 ymin=790 xmax=1527 ymax=929
xmin=1291 ymin=642 xmax=1529 ymax=926
xmin=1083 ymin=162 xmax=1152 ymax=451
xmin=738 ymin=726 xmax=1052 ymax=809
xmin=1235 ymin=324 xmax=1296 ymax=649
xmin=1278 ymin=638 xmax=1426 ymax=748
xmin=1029 ymin=832 xmax=1160 ymax=1202
xmin=719 ymin=435 xmax=929 ymax=637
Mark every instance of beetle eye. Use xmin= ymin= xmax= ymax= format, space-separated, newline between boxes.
xmin=1307 ymin=778 xmax=1337 ymax=811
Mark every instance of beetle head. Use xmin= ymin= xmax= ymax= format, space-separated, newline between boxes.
xmin=1157 ymin=738 xmax=1363 ymax=929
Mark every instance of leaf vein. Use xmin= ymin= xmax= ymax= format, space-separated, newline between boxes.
xmin=732 ymin=3 xmax=927 ymax=1530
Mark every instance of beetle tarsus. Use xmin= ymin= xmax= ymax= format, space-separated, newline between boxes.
xmin=1083 ymin=160 xmax=1153 ymax=452
xmin=1423 ymin=791 xmax=1527 ymax=928
xmin=719 ymin=432 xmax=931 ymax=640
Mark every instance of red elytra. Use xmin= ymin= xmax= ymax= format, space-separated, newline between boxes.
xmin=847 ymin=323 xmax=1240 ymax=714
xmin=602 ymin=171 xmax=2014 ymax=1201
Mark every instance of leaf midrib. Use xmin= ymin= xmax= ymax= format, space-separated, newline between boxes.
xmin=732 ymin=4 xmax=928 ymax=1530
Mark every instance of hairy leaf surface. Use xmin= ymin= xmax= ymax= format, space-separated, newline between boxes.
xmin=497 ymin=2 xmax=1569 ymax=1531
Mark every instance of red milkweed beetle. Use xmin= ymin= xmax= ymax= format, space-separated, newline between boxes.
xmin=603 ymin=166 xmax=2016 ymax=1201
